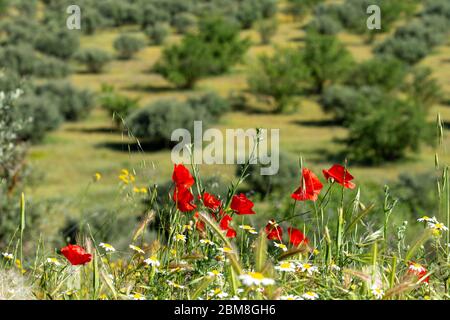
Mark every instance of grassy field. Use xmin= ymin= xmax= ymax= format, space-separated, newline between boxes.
xmin=27 ymin=8 xmax=450 ymax=215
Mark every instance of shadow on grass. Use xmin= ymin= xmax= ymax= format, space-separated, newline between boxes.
xmin=235 ymin=104 xmax=275 ymax=114
xmin=290 ymin=35 xmax=305 ymax=43
xmin=441 ymin=98 xmax=450 ymax=107
xmin=75 ymin=70 xmax=104 ymax=75
xmin=309 ymin=147 xmax=348 ymax=164
xmin=96 ymin=140 xmax=170 ymax=153
xmin=312 ymin=140 xmax=423 ymax=167
xmin=292 ymin=119 xmax=340 ymax=127
xmin=66 ymin=127 xmax=118 ymax=134
xmin=123 ymin=83 xmax=187 ymax=93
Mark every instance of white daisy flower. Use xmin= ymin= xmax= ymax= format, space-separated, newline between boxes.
xmin=408 ymin=262 xmax=426 ymax=273
xmin=209 ymin=288 xmax=228 ymax=299
xmin=275 ymin=261 xmax=296 ymax=272
xmin=427 ymin=222 xmax=448 ymax=232
xmin=175 ymin=234 xmax=186 ymax=242
xmin=200 ymin=239 xmax=215 ymax=246
xmin=297 ymin=263 xmax=319 ymax=276
xmin=417 ymin=216 xmax=437 ymax=223
xmin=167 ymin=280 xmax=186 ymax=289
xmin=371 ymin=284 xmax=384 ymax=299
xmin=239 ymin=272 xmax=275 ymax=287
xmin=130 ymin=293 xmax=146 ymax=300
xmin=144 ymin=255 xmax=160 ymax=267
xmin=330 ymin=264 xmax=341 ymax=272
xmin=99 ymin=243 xmax=116 ymax=252
xmin=280 ymin=295 xmax=302 ymax=300
xmin=46 ymin=257 xmax=61 ymax=266
xmin=129 ymin=244 xmax=145 ymax=254
xmin=274 ymin=242 xmax=288 ymax=252
xmin=207 ymin=270 xmax=223 ymax=278
xmin=239 ymin=225 xmax=258 ymax=234
xmin=302 ymin=291 xmax=319 ymax=300
xmin=218 ymin=246 xmax=234 ymax=254
xmin=2 ymin=252 xmax=14 ymax=260
xmin=63 ymin=290 xmax=76 ymax=296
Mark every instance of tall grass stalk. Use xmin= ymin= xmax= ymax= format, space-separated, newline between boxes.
xmin=19 ymin=192 xmax=25 ymax=267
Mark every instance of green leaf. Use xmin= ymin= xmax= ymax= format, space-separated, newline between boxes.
xmin=254 ymin=230 xmax=267 ymax=272
xmin=344 ymin=204 xmax=375 ymax=235
xmin=405 ymin=229 xmax=433 ymax=263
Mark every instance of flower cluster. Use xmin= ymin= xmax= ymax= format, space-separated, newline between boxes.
xmin=12 ymin=160 xmax=448 ymax=301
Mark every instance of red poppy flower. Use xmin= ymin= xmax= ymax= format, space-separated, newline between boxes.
xmin=218 ymin=208 xmax=226 ymax=218
xmin=323 ymin=164 xmax=355 ymax=189
xmin=291 ymin=168 xmax=323 ymax=201
xmin=60 ymin=244 xmax=92 ymax=266
xmin=173 ymin=186 xmax=197 ymax=212
xmin=407 ymin=262 xmax=429 ymax=283
xmin=265 ymin=220 xmax=283 ymax=241
xmin=219 ymin=214 xmax=237 ymax=238
xmin=230 ymin=193 xmax=255 ymax=215
xmin=193 ymin=212 xmax=206 ymax=232
xmin=288 ymin=227 xmax=308 ymax=246
xmin=172 ymin=164 xmax=194 ymax=188
xmin=200 ymin=192 xmax=221 ymax=210
xmin=219 ymin=214 xmax=232 ymax=230
xmin=225 ymin=228 xmax=236 ymax=238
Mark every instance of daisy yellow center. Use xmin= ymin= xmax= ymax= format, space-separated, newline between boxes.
xmin=280 ymin=262 xmax=292 ymax=269
xmin=249 ymin=272 xmax=265 ymax=280
xmin=130 ymin=245 xmax=144 ymax=253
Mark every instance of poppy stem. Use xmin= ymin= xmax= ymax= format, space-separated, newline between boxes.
xmin=278 ymin=208 xmax=311 ymax=224
xmin=317 ymin=182 xmax=334 ymax=208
